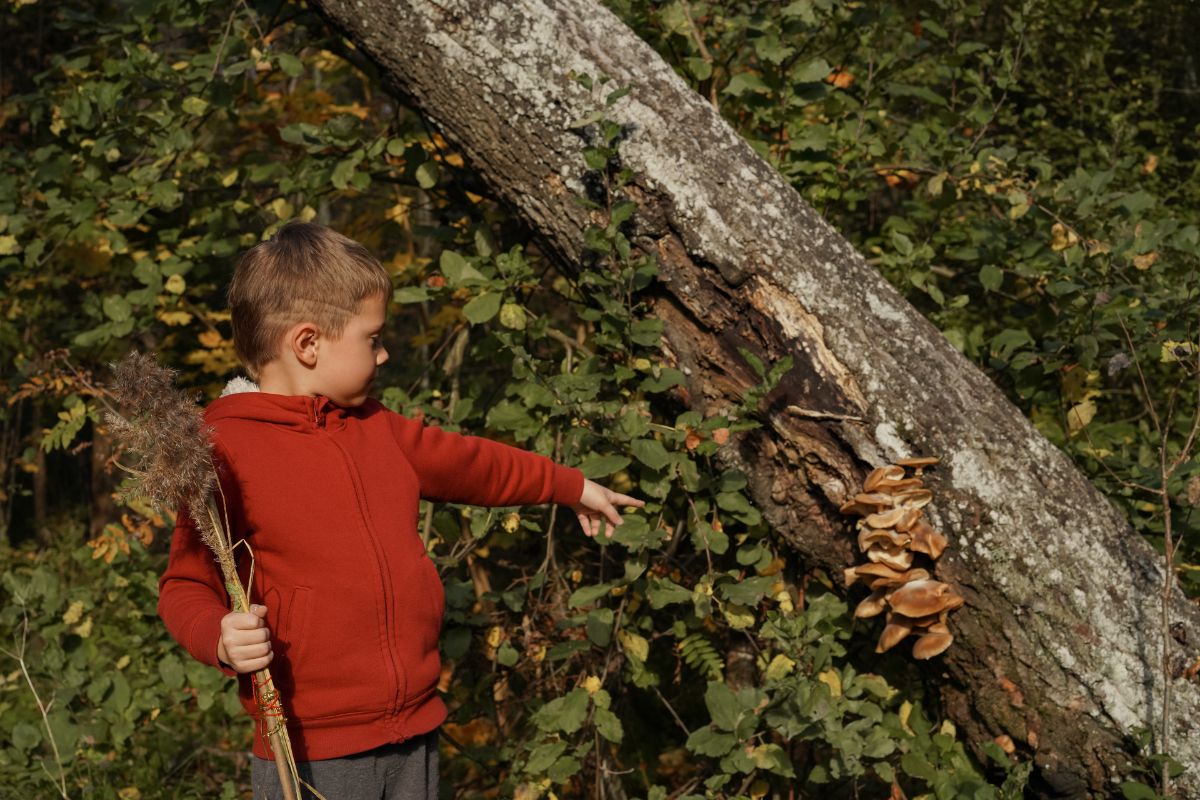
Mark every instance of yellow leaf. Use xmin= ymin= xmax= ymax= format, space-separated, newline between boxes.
xmin=62 ymin=600 xmax=85 ymax=625
xmin=73 ymin=618 xmax=93 ymax=638
xmin=582 ymin=675 xmax=602 ymax=695
xmin=724 ymin=602 xmax=755 ymax=629
xmin=939 ymin=719 xmax=957 ymax=738
xmin=817 ymin=668 xmax=842 ymax=697
xmin=269 ymin=198 xmax=294 ymax=220
xmin=164 ymin=274 xmax=186 ymax=294
xmin=384 ymin=199 xmax=413 ymax=224
xmin=1066 ymin=400 xmax=1097 ymax=434
xmin=499 ymin=303 xmax=526 ymax=331
xmin=116 ymin=655 xmax=131 ymax=670
xmin=899 ymin=700 xmax=915 ymax=735
xmin=617 ymin=629 xmax=649 ymax=662
xmin=1161 ymin=340 xmax=1196 ymax=363
xmin=299 ymin=205 xmax=317 ymax=222
xmin=764 ymin=653 xmax=795 ymax=681
xmin=486 ymin=626 xmax=504 ymax=649
xmin=221 ymin=168 xmax=240 ymax=188
xmin=0 ymin=235 xmax=21 ymax=255
xmin=118 ymin=788 xmax=141 ymax=800
xmin=1132 ymin=251 xmax=1158 ymax=270
xmin=198 ymin=329 xmax=223 ymax=348
xmin=1050 ymin=223 xmax=1079 ymax=252
xmin=157 ymin=310 xmax=193 ymax=326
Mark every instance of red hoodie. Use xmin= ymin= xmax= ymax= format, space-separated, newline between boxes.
xmin=157 ymin=385 xmax=584 ymax=761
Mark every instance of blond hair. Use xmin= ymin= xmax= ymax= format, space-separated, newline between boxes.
xmin=228 ymin=220 xmax=391 ymax=381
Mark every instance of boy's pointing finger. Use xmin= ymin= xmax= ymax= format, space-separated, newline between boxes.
xmin=608 ymin=492 xmax=645 ymax=509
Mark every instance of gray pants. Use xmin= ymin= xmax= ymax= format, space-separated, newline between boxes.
xmin=251 ymin=729 xmax=439 ymax=800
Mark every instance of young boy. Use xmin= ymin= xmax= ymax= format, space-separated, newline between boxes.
xmin=157 ymin=220 xmax=643 ymax=799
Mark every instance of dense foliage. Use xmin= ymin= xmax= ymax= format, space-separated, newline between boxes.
xmin=1 ymin=0 xmax=1197 ymax=797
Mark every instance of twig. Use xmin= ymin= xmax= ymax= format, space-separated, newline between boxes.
xmin=0 ymin=610 xmax=69 ymax=799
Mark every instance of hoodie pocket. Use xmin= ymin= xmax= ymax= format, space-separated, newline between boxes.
xmin=279 ymin=586 xmax=312 ymax=661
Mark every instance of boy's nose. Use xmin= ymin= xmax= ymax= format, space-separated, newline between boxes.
xmin=377 ymin=346 xmax=389 ymax=366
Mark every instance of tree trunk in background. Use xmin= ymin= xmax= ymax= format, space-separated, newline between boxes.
xmin=90 ymin=423 xmax=116 ymax=540
xmin=309 ymin=0 xmax=1200 ymax=793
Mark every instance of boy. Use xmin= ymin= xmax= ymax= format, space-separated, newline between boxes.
xmin=157 ymin=220 xmax=643 ymax=799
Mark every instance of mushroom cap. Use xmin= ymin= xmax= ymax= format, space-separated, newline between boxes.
xmin=888 ymin=579 xmax=963 ymax=618
xmin=901 ymin=612 xmax=944 ymax=629
xmin=874 ymin=476 xmax=925 ymax=491
xmin=875 ymin=612 xmax=914 ymax=653
xmin=863 ymin=465 xmax=905 ymax=492
xmin=854 ymin=588 xmax=888 ymax=619
xmin=866 ymin=543 xmax=914 ymax=571
xmin=910 ymin=522 xmax=949 ymax=560
xmin=896 ymin=456 xmax=940 ymax=468
xmin=894 ymin=508 xmax=924 ymax=533
xmin=840 ymin=492 xmax=897 ymax=516
xmin=865 ymin=566 xmax=930 ymax=590
xmin=864 ymin=507 xmax=909 ymax=529
xmin=857 ymin=526 xmax=911 ymax=552
xmin=912 ymin=631 xmax=954 ymax=659
xmin=892 ymin=488 xmax=933 ymax=509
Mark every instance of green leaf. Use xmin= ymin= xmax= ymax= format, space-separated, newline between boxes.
xmin=724 ymin=72 xmax=770 ymax=96
xmin=276 ymin=53 xmax=304 ymax=77
xmin=705 ymin=681 xmax=739 ymax=731
xmin=440 ymin=250 xmax=486 ymax=285
xmin=463 ymin=292 xmax=502 ymax=324
xmin=686 ymin=727 xmax=737 ymax=757
xmin=394 ymin=286 xmax=430 ymax=304
xmin=181 ymin=96 xmax=209 ymax=116
xmin=526 ymin=741 xmax=567 ymax=774
xmin=102 ymin=294 xmax=131 ymax=322
xmin=792 ymin=58 xmax=831 ymax=83
xmin=158 ymin=653 xmax=185 ymax=690
xmin=416 ymin=160 xmax=440 ymax=189
xmin=11 ymin=722 xmax=40 ymax=752
xmin=580 ymin=453 xmax=631 ymax=478
xmin=586 ymin=607 xmax=614 ymax=646
xmin=979 ymin=264 xmax=1003 ymax=292
xmin=553 ymin=687 xmax=590 ymax=733
xmin=647 ymin=577 xmax=692 ymax=608
xmin=497 ymin=641 xmax=519 ymax=666
xmin=568 ymin=582 xmax=613 ymax=608
xmin=547 ymin=756 xmax=581 ymax=781
xmin=631 ymin=438 xmax=671 ymax=471
xmin=1120 ymin=782 xmax=1161 ymax=800
xmin=331 ymin=155 xmax=361 ymax=190
xmin=594 ymin=707 xmax=624 ymax=742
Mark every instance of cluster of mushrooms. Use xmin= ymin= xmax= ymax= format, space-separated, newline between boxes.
xmin=840 ymin=457 xmax=963 ymax=660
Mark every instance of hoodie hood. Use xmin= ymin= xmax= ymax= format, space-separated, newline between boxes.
xmin=206 ymin=376 xmax=355 ymax=432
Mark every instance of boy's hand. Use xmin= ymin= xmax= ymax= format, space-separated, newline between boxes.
xmin=570 ymin=479 xmax=645 ymax=538
xmin=216 ymin=604 xmax=273 ymax=673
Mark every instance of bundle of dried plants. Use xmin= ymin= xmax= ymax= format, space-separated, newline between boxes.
xmin=104 ymin=350 xmax=307 ymax=800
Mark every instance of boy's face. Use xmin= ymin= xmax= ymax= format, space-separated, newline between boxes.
xmin=314 ymin=292 xmax=389 ymax=406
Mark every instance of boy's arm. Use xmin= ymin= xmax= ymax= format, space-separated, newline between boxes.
xmin=388 ymin=411 xmax=584 ymax=508
xmin=156 ymin=442 xmax=241 ymax=677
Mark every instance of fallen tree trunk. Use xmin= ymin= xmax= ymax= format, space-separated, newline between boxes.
xmin=308 ymin=0 xmax=1200 ymax=793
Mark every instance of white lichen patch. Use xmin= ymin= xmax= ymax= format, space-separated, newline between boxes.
xmin=948 ymin=448 xmax=1007 ymax=506
xmin=873 ymin=421 xmax=908 ymax=461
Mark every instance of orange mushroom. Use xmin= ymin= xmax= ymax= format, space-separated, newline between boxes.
xmin=876 ymin=611 xmax=914 ymax=653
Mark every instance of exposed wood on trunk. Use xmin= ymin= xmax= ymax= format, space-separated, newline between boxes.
xmin=309 ymin=0 xmax=1200 ymax=792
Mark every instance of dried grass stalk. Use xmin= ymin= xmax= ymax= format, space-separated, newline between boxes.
xmin=105 ymin=351 xmax=310 ymax=800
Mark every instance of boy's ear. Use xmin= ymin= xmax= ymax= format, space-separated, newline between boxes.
xmin=286 ymin=321 xmax=321 ymax=368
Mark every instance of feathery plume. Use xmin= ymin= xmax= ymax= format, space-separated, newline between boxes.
xmin=104 ymin=350 xmax=307 ymax=800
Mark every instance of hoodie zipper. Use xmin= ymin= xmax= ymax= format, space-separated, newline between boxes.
xmin=310 ymin=397 xmax=406 ymax=723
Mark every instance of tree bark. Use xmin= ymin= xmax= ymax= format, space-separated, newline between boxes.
xmin=308 ymin=0 xmax=1200 ymax=793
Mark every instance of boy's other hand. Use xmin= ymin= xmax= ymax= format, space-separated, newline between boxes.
xmin=570 ymin=478 xmax=646 ymax=538
xmin=217 ymin=603 xmax=273 ymax=673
